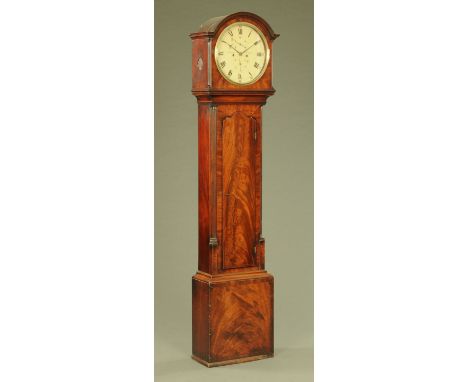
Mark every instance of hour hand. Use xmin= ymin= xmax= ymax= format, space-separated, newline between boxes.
xmin=232 ymin=38 xmax=247 ymax=50
xmin=221 ymin=40 xmax=241 ymax=55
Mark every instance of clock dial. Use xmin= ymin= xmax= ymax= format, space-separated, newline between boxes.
xmin=214 ymin=22 xmax=270 ymax=85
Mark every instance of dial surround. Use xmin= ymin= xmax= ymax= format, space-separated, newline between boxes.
xmin=214 ymin=22 xmax=270 ymax=85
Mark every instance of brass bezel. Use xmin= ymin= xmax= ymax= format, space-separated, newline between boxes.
xmin=214 ymin=22 xmax=271 ymax=86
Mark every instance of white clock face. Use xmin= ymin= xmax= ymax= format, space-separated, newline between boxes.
xmin=214 ymin=22 xmax=270 ymax=85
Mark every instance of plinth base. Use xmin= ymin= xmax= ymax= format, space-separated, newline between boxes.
xmin=192 ymin=271 xmax=274 ymax=367
xmin=192 ymin=353 xmax=273 ymax=368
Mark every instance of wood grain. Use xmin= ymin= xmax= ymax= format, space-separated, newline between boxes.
xmin=198 ymin=104 xmax=210 ymax=273
xmin=221 ymin=112 xmax=256 ymax=269
xmin=192 ymin=278 xmax=209 ymax=360
xmin=210 ymin=276 xmax=273 ymax=362
xmin=216 ymin=104 xmax=261 ymax=274
xmin=191 ymin=12 xmax=277 ymax=367
xmin=192 ymin=272 xmax=274 ymax=365
xmin=191 ymin=37 xmax=209 ymax=91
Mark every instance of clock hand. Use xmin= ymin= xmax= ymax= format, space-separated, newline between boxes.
xmin=240 ymin=41 xmax=259 ymax=56
xmin=232 ymin=38 xmax=247 ymax=49
xmin=221 ymin=40 xmax=241 ymax=55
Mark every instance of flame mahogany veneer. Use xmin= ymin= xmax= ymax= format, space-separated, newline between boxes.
xmin=190 ymin=12 xmax=278 ymax=367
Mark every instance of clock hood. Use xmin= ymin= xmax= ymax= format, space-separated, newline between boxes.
xmin=190 ymin=11 xmax=279 ymax=41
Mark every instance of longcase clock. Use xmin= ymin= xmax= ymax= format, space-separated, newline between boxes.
xmin=190 ymin=12 xmax=279 ymax=367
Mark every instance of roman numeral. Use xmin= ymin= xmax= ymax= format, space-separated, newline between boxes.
xmin=228 ymin=30 xmax=233 ymax=36
xmin=257 ymin=52 xmax=262 ymax=56
xmin=248 ymin=31 xmax=252 ymax=38
xmin=228 ymin=70 xmax=232 ymax=76
xmin=254 ymin=40 xmax=260 ymax=45
xmin=249 ymin=72 xmax=253 ymax=78
xmin=238 ymin=27 xmax=242 ymax=35
xmin=254 ymin=62 xmax=259 ymax=69
xmin=220 ymin=61 xmax=226 ymax=68
xmin=238 ymin=73 xmax=242 ymax=80
xmin=218 ymin=51 xmax=224 ymax=55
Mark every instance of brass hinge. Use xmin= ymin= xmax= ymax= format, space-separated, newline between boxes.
xmin=251 ymin=117 xmax=257 ymax=141
xmin=254 ymin=237 xmax=264 ymax=254
xmin=209 ymin=237 xmax=218 ymax=247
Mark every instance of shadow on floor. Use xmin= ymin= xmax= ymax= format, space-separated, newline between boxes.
xmin=155 ymin=347 xmax=313 ymax=382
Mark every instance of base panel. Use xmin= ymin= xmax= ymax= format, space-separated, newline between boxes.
xmin=192 ymin=272 xmax=274 ymax=367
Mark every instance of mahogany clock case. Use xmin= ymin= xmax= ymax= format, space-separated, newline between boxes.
xmin=155 ymin=0 xmax=313 ymax=378
xmin=191 ymin=12 xmax=278 ymax=367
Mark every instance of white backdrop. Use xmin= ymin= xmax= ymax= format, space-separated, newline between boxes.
xmin=0 ymin=2 xmax=153 ymax=381
xmin=316 ymin=1 xmax=468 ymax=381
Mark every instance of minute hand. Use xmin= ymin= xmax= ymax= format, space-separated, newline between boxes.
xmin=240 ymin=42 xmax=258 ymax=55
